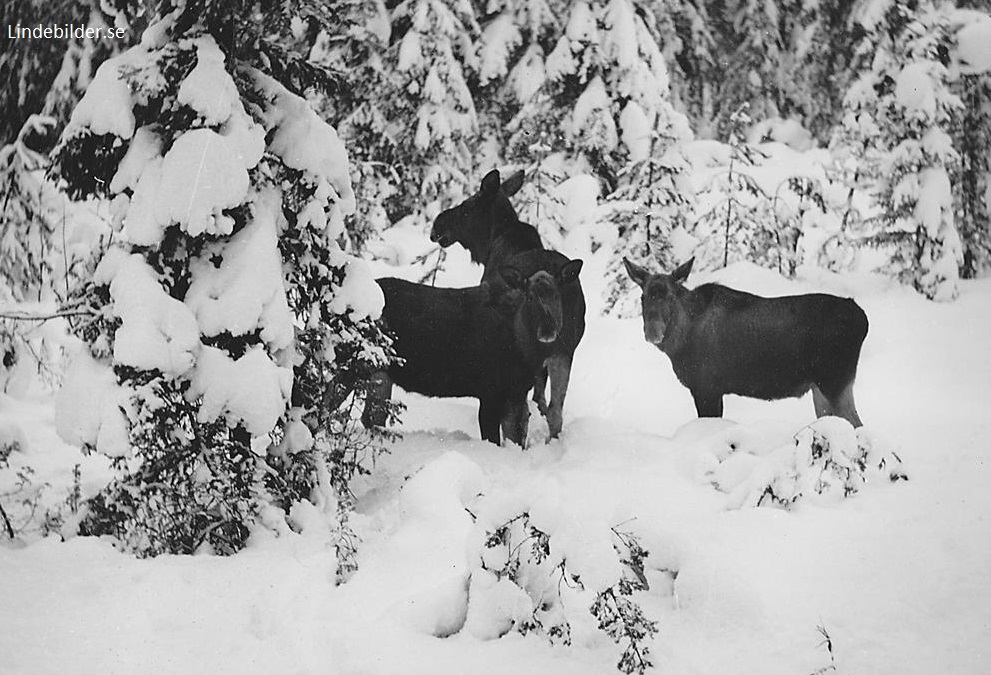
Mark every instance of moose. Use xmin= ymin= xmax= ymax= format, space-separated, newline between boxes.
xmin=364 ymin=264 xmax=578 ymax=446
xmin=430 ymin=169 xmax=586 ymax=438
xmin=624 ymin=257 xmax=869 ymax=427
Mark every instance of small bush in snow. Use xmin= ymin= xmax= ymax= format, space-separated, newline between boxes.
xmin=809 ymin=623 xmax=838 ymax=675
xmin=754 ymin=419 xmax=907 ymax=508
xmin=474 ymin=512 xmax=658 ymax=675
xmin=0 ymin=457 xmax=41 ymax=541
xmin=590 ymin=528 xmax=657 ymax=675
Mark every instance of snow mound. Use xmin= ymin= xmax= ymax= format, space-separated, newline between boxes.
xmin=895 ymin=62 xmax=937 ymax=116
xmin=176 ymin=37 xmax=239 ymax=126
xmin=249 ymin=69 xmax=356 ymax=233
xmin=327 ymin=258 xmax=385 ymax=322
xmin=188 ymin=345 xmax=293 ymax=439
xmin=99 ymin=251 xmax=201 ymax=377
xmin=956 ymin=15 xmax=991 ymax=75
xmin=185 ymin=189 xmax=294 ymax=350
xmin=54 ymin=350 xmax=130 ymax=458
xmin=64 ymin=53 xmax=137 ymax=139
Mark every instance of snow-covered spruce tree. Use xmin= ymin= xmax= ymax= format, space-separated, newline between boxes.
xmin=0 ymin=3 xmax=123 ymax=390
xmin=837 ymin=0 xmax=963 ymax=300
xmin=49 ymin=3 xmax=396 ymax=559
xmin=512 ymin=138 xmax=570 ymax=248
xmin=951 ymin=12 xmax=991 ymax=277
xmin=708 ymin=0 xmax=791 ymax=138
xmin=789 ymin=0 xmax=863 ymax=144
xmin=952 ymin=72 xmax=991 ymax=276
xmin=504 ymin=0 xmax=689 ymax=190
xmin=471 ymin=0 xmax=560 ymax=138
xmin=601 ymin=131 xmax=693 ymax=316
xmin=0 ymin=116 xmax=66 ymax=392
xmin=306 ymin=0 xmax=399 ymax=246
xmin=661 ymin=0 xmax=719 ymax=137
xmin=691 ymin=107 xmax=786 ymax=272
xmin=382 ymin=0 xmax=480 ymax=216
xmin=0 ymin=0 xmax=122 ymax=145
xmin=0 ymin=117 xmax=62 ymax=305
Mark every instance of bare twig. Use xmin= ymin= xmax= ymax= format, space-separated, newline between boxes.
xmin=0 ymin=500 xmax=15 ymax=539
xmin=0 ymin=308 xmax=94 ymax=322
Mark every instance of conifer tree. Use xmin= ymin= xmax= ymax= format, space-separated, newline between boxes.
xmin=50 ymin=0 xmax=396 ymax=560
xmin=502 ymin=0 xmax=688 ymax=188
xmin=839 ymin=0 xmax=963 ymax=300
xmin=386 ymin=0 xmax=481 ymax=213
xmin=951 ymin=12 xmax=991 ymax=277
xmin=710 ymin=0 xmax=787 ymax=136
xmin=0 ymin=1 xmax=121 ymax=145
xmin=602 ymin=131 xmax=692 ymax=316
xmin=309 ymin=0 xmax=408 ymax=241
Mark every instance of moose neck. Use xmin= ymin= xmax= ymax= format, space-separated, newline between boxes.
xmin=471 ymin=204 xmax=522 ymax=265
xmin=659 ymin=286 xmax=694 ymax=357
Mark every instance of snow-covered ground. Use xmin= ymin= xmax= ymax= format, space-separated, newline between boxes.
xmin=2 ymin=255 xmax=990 ymax=674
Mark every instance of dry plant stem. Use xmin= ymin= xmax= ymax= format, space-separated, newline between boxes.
xmin=0 ymin=501 xmax=15 ymax=539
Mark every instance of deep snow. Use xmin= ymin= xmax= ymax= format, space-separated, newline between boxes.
xmin=2 ymin=256 xmax=991 ymax=674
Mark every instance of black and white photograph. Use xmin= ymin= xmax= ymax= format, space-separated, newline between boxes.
xmin=1 ymin=0 xmax=990 ymax=672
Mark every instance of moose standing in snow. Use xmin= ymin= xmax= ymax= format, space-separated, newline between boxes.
xmin=430 ymin=169 xmax=586 ymax=438
xmin=624 ymin=257 xmax=868 ymax=427
xmin=364 ymin=265 xmax=577 ymax=446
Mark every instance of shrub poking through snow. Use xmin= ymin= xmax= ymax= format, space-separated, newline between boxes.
xmin=472 ymin=511 xmax=658 ymax=674
xmin=810 ymin=623 xmax=838 ymax=675
xmin=689 ymin=418 xmax=907 ymax=510
xmin=48 ymin=3 xmax=397 ymax=560
xmin=714 ymin=418 xmax=908 ymax=509
xmin=0 ymin=453 xmax=40 ymax=541
xmin=590 ymin=528 xmax=658 ymax=675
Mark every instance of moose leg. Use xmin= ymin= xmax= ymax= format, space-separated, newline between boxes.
xmin=361 ymin=371 xmax=394 ymax=428
xmin=532 ymin=365 xmax=549 ymax=417
xmin=501 ymin=397 xmax=530 ymax=448
xmin=811 ymin=385 xmax=834 ymax=418
xmin=691 ymin=390 xmax=723 ymax=418
xmin=478 ymin=398 xmax=503 ymax=445
xmin=545 ymin=352 xmax=573 ymax=438
xmin=813 ymin=382 xmax=863 ymax=428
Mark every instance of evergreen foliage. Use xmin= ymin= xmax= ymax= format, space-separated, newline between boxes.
xmin=478 ymin=511 xmax=658 ymax=674
xmin=691 ymin=106 xmax=781 ymax=271
xmin=602 ymin=129 xmax=692 ymax=316
xmin=951 ymin=55 xmax=991 ymax=277
xmin=837 ymin=0 xmax=964 ymax=300
xmin=47 ymin=0 xmax=397 ymax=560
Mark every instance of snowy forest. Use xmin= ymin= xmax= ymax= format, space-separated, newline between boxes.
xmin=2 ymin=0 xmax=991 ymax=672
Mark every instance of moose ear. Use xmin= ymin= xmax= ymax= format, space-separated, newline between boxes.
xmin=671 ymin=257 xmax=694 ymax=283
xmin=499 ymin=266 xmax=525 ymax=289
xmin=623 ymin=258 xmax=650 ymax=288
xmin=481 ymin=169 xmax=501 ymax=197
xmin=559 ymin=259 xmax=583 ymax=282
xmin=502 ymin=170 xmax=525 ymax=197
